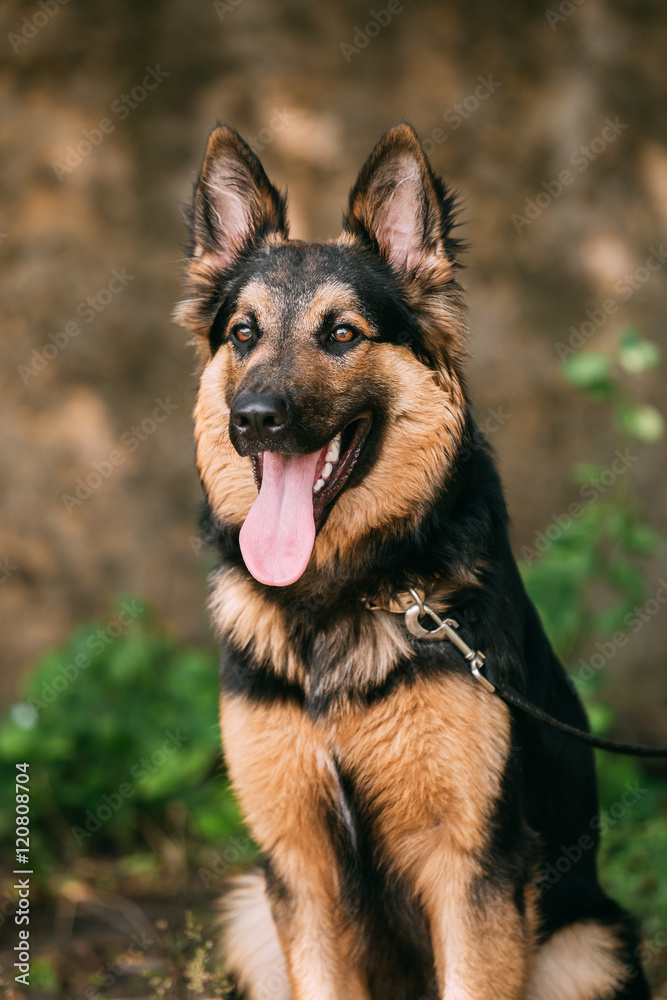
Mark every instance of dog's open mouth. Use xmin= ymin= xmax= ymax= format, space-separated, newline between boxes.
xmin=240 ymin=415 xmax=372 ymax=587
xmin=250 ymin=415 xmax=371 ymax=519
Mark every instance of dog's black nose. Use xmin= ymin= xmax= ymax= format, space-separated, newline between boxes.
xmin=230 ymin=392 xmax=291 ymax=442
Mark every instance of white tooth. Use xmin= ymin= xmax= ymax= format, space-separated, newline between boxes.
xmin=313 ymin=478 xmax=325 ymax=493
xmin=325 ymin=436 xmax=340 ymax=464
xmin=322 ymin=462 xmax=333 ymax=479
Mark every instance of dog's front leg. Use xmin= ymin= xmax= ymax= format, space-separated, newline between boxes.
xmin=421 ymin=861 xmax=533 ymax=1000
xmin=221 ymin=693 xmax=370 ymax=1000
xmin=266 ymin=855 xmax=370 ymax=1000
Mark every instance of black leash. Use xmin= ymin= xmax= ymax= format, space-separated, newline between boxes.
xmin=490 ymin=675 xmax=667 ymax=758
xmin=380 ymin=588 xmax=667 ymax=759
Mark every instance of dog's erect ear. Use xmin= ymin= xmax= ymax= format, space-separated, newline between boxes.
xmin=191 ymin=124 xmax=288 ymax=269
xmin=345 ymin=124 xmax=467 ymax=376
xmin=344 ymin=124 xmax=453 ymax=274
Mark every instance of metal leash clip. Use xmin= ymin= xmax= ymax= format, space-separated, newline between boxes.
xmin=403 ymin=588 xmax=495 ymax=694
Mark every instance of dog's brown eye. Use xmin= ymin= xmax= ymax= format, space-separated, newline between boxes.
xmin=331 ymin=326 xmax=356 ymax=343
xmin=233 ymin=325 xmax=253 ymax=343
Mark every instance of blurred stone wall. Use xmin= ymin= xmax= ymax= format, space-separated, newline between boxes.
xmin=2 ymin=0 xmax=666 ymax=731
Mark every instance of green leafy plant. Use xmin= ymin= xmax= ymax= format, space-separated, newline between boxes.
xmin=0 ymin=606 xmax=244 ymax=868
xmin=522 ymin=329 xmax=663 ymax=663
xmin=521 ymin=328 xmax=667 ymax=933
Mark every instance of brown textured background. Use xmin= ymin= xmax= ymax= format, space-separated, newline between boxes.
xmin=2 ymin=0 xmax=666 ymax=730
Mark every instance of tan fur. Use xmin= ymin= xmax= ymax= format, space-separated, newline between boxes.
xmin=172 ymin=250 xmax=224 ymax=355
xmin=208 ymin=564 xmax=414 ymax=690
xmin=429 ymin=888 xmax=532 ymax=999
xmin=193 ymin=348 xmax=257 ymax=526
xmin=524 ymin=922 xmax=628 ymax=1000
xmin=221 ymin=674 xmax=520 ymax=1000
xmin=331 ymin=673 xmax=511 ymax=866
xmin=403 ymin=260 xmax=468 ymax=377
xmin=174 ymin=230 xmax=290 ymax=361
xmin=334 ymin=672 xmax=525 ymax=999
xmin=313 ymin=342 xmax=466 ymax=567
xmin=220 ymin=695 xmax=370 ymax=999
xmin=208 ymin=566 xmax=304 ymax=683
xmin=220 ymin=874 xmax=628 ymax=1000
xmin=305 ymin=604 xmax=414 ymax=701
xmin=222 ymin=672 xmax=510 ymax=864
xmin=208 ymin=559 xmax=466 ymax=693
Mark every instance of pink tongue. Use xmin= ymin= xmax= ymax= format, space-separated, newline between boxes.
xmin=239 ymin=450 xmax=321 ymax=587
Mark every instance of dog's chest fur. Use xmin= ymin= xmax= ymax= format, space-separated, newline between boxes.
xmin=220 ymin=636 xmax=512 ymax=901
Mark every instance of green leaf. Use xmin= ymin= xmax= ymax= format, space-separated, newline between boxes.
xmin=563 ymin=352 xmax=614 ymax=390
xmin=618 ymin=338 xmax=661 ymax=374
xmin=620 ymin=524 xmax=661 ymax=556
xmin=29 ymin=957 xmax=59 ymax=989
xmin=588 ymin=702 xmax=614 ymax=736
xmin=618 ymin=326 xmax=642 ymax=349
xmin=0 ymin=721 xmax=32 ymax=758
xmin=619 ymin=404 xmax=665 ymax=442
xmin=572 ymin=462 xmax=606 ymax=485
xmin=606 ymin=558 xmax=645 ymax=602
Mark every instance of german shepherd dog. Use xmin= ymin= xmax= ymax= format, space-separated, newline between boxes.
xmin=177 ymin=123 xmax=651 ymax=999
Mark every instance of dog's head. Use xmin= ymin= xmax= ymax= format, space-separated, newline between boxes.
xmin=177 ymin=123 xmax=469 ymax=588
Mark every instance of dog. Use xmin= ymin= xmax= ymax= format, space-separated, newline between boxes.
xmin=176 ymin=122 xmax=651 ymax=1000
